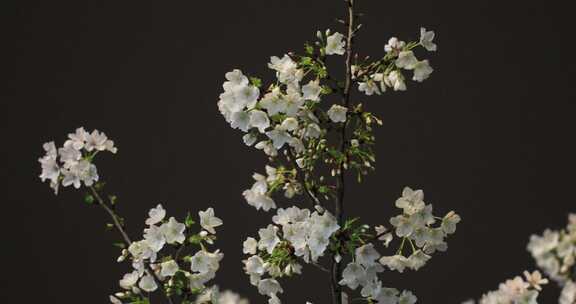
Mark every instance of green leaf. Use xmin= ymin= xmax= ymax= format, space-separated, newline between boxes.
xmin=189 ymin=234 xmax=203 ymax=245
xmin=300 ymin=56 xmax=313 ymax=66
xmin=185 ymin=211 xmax=195 ymax=227
xmin=304 ymin=43 xmax=314 ymax=55
xmin=250 ymin=77 xmax=262 ymax=88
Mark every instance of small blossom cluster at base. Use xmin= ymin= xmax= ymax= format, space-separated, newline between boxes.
xmin=378 ymin=187 xmax=460 ymax=272
xmin=242 ymin=206 xmax=340 ymax=303
xmin=112 ymin=205 xmax=226 ymax=303
xmin=527 ymin=214 xmax=576 ymax=284
xmin=463 ymin=271 xmax=548 ymax=304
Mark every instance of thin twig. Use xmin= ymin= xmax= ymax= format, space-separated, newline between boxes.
xmin=311 ymin=261 xmax=330 ymax=273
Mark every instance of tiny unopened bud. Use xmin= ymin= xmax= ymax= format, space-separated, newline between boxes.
xmin=334 ymin=254 xmax=342 ymax=263
xmin=114 ymin=292 xmax=125 ymax=298
xmin=316 ymin=30 xmax=323 ymax=40
xmin=199 ymin=231 xmax=208 ymax=238
xmin=314 ymin=205 xmax=325 ymax=213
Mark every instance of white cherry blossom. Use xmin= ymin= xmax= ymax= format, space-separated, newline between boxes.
xmin=384 ymin=37 xmax=406 ymax=54
xmin=190 ymin=250 xmax=223 ymax=275
xmin=160 ymin=260 xmax=179 ymax=277
xmin=326 ymin=32 xmax=346 ymax=55
xmin=327 ymin=105 xmax=348 ymax=123
xmin=119 ymin=271 xmax=139 ymax=290
xmin=138 ymin=274 xmax=158 ymax=292
xmin=412 ymin=60 xmax=433 ymax=82
xmin=145 ymin=204 xmax=166 ymax=226
xmin=302 ymin=80 xmax=322 ymax=101
xmin=243 ymin=237 xmax=258 ymax=255
xmin=250 ymin=110 xmax=271 ymax=133
xmin=419 ymin=27 xmax=437 ymax=51
xmin=143 ymin=224 xmax=166 ymax=252
xmin=395 ymin=51 xmax=418 ymax=70
xmin=266 ymin=126 xmax=293 ymax=149
xmin=160 ymin=217 xmax=186 ymax=244
xmin=385 ymin=71 xmax=406 ymax=91
xmin=258 ymin=225 xmax=281 ymax=254
xmin=199 ymin=207 xmax=223 ymax=234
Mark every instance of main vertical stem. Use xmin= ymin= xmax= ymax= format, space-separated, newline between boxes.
xmin=330 ymin=1 xmax=356 ymax=303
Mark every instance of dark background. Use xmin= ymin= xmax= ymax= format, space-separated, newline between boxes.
xmin=2 ymin=0 xmax=575 ymax=303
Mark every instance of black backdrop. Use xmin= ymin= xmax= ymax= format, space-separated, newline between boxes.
xmin=2 ymin=0 xmax=575 ymax=303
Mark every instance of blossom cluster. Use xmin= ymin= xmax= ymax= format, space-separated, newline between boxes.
xmin=194 ymin=286 xmax=249 ymax=304
xmin=111 ymin=205 xmax=226 ymax=303
xmin=242 ymin=165 xmax=299 ymax=212
xmin=217 ymin=65 xmax=324 ymax=160
xmin=527 ymin=214 xmax=576 ymax=284
xmin=339 ymin=243 xmax=417 ymax=304
xmin=378 ymin=187 xmax=461 ymax=272
xmin=219 ymin=28 xmax=439 ymax=218
xmin=527 ymin=214 xmax=576 ymax=304
xmin=336 ymin=187 xmax=460 ymax=303
xmin=39 ymin=127 xmax=117 ymax=194
xmin=242 ymin=206 xmax=340 ymax=303
xmin=463 ymin=271 xmax=548 ymax=304
xmin=355 ymin=28 xmax=436 ymax=95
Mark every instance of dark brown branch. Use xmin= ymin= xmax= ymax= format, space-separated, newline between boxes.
xmin=330 ymin=1 xmax=356 ymax=304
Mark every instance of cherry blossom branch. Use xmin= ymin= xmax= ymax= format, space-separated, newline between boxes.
xmin=89 ymin=186 xmax=175 ymax=304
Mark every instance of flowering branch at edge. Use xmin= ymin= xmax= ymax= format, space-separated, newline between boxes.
xmin=89 ymin=186 xmax=175 ymax=304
